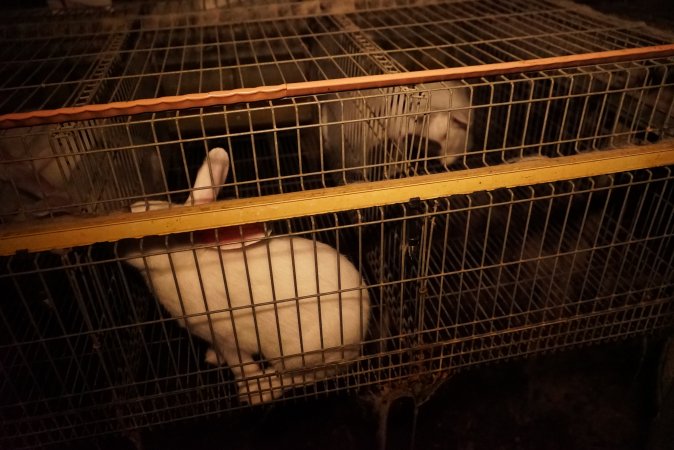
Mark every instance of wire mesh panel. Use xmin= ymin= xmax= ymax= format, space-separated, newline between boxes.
xmin=0 ymin=220 xmax=375 ymax=448
xmin=0 ymin=247 xmax=151 ymax=449
xmin=357 ymin=167 xmax=674 ymax=378
xmin=4 ymin=56 xmax=672 ymax=223
xmin=0 ymin=5 xmax=165 ymax=224
xmin=2 ymin=0 xmax=673 ymax=222
xmin=0 ymin=6 xmax=136 ymax=113
xmin=1 ymin=0 xmax=674 ymax=448
xmin=4 ymin=163 xmax=672 ymax=448
xmin=414 ymin=168 xmax=674 ymax=375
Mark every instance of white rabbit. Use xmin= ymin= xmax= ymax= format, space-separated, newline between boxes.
xmin=0 ymin=125 xmax=81 ymax=220
xmin=0 ymin=125 xmax=164 ymax=221
xmin=0 ymin=125 xmax=79 ymax=190
xmin=420 ymin=82 xmax=473 ymax=166
xmin=121 ymin=148 xmax=370 ymax=405
xmin=317 ymin=81 xmax=472 ymax=182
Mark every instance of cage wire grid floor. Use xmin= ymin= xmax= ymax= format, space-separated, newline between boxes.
xmin=1 ymin=0 xmax=674 ymax=450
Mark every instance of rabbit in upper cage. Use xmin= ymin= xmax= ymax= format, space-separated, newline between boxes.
xmin=120 ymin=147 xmax=371 ymax=405
xmin=0 ymin=124 xmax=166 ymax=222
xmin=0 ymin=125 xmax=77 ymax=220
xmin=316 ymin=81 xmax=473 ymax=183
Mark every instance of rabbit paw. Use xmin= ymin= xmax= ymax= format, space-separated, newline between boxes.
xmin=237 ymin=374 xmax=285 ymax=405
xmin=204 ymin=348 xmax=222 ymax=366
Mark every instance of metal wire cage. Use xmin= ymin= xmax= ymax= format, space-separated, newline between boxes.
xmin=1 ymin=0 xmax=674 ymax=449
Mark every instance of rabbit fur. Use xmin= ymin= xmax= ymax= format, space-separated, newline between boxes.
xmin=121 ymin=148 xmax=370 ymax=404
xmin=317 ymin=81 xmax=472 ymax=182
xmin=0 ymin=125 xmax=80 ymax=220
xmin=0 ymin=125 xmax=165 ymax=221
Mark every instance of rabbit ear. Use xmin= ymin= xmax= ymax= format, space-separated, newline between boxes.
xmin=188 ymin=147 xmax=230 ymax=206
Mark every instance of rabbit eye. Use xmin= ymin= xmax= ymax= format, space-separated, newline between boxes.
xmin=450 ymin=115 xmax=469 ymax=128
